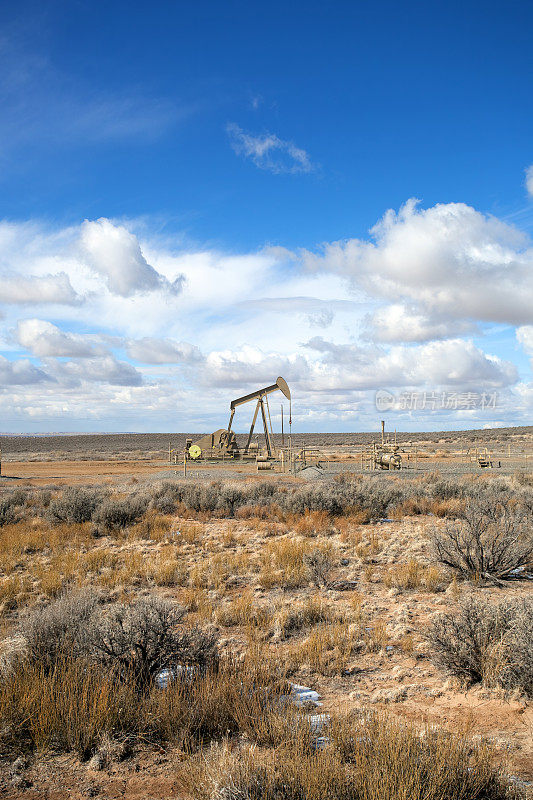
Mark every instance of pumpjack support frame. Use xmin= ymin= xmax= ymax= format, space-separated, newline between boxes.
xmin=227 ymin=376 xmax=291 ymax=458
xmin=187 ymin=377 xmax=291 ymax=461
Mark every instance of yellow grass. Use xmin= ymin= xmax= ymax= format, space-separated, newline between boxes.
xmin=383 ymin=560 xmax=446 ymax=592
xmin=288 ymin=621 xmax=358 ymax=675
xmin=259 ymin=538 xmax=334 ymax=590
xmin=213 ymin=590 xmax=271 ymax=629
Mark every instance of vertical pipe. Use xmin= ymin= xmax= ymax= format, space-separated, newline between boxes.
xmin=281 ymin=404 xmax=284 ymax=448
xmin=381 ymin=420 xmax=385 ymax=446
xmin=289 ymin=399 xmax=292 ymax=458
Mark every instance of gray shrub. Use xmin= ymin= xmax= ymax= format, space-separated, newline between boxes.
xmin=93 ymin=494 xmax=149 ymax=530
xmin=21 ymin=589 xmax=101 ymax=672
xmin=428 ymin=595 xmax=533 ymax=696
xmin=19 ymin=591 xmax=218 ymax=689
xmin=85 ymin=596 xmax=218 ymax=687
xmin=0 ymin=497 xmax=18 ymax=527
xmin=430 ymin=490 xmax=533 ymax=581
xmin=48 ymin=487 xmax=103 ymax=524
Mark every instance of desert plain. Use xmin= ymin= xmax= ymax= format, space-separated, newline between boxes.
xmin=0 ymin=428 xmax=532 ymax=799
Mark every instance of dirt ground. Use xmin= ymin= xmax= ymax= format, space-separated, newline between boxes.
xmin=0 ymin=459 xmax=171 ymax=486
xmin=0 ymin=441 xmax=532 ymax=798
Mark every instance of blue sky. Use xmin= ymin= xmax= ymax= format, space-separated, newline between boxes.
xmin=0 ymin=0 xmax=532 ymax=433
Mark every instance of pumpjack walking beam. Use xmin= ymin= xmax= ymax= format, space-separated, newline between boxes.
xmin=227 ymin=376 xmax=291 ymax=458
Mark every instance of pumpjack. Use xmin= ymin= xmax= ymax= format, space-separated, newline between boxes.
xmin=187 ymin=377 xmax=291 ymax=460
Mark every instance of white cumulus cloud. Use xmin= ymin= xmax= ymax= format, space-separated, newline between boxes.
xmin=16 ymin=319 xmax=107 ymax=357
xmin=517 ymin=325 xmax=533 ymax=353
xmin=302 ymin=199 xmax=533 ymax=327
xmin=0 ymin=355 xmax=51 ymax=385
xmin=0 ymin=273 xmax=79 ymax=305
xmin=204 ymin=345 xmax=309 ymax=388
xmin=80 ymin=218 xmax=185 ymax=297
xmin=126 ymin=337 xmax=203 ymax=364
xmin=304 ymin=337 xmax=517 ymax=390
xmin=45 ymin=356 xmax=143 ymax=387
xmin=516 ymin=326 xmax=533 ymax=371
xmin=365 ymin=304 xmax=477 ymax=343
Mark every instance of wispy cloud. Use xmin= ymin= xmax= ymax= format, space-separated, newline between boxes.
xmin=0 ymin=31 xmax=190 ymax=160
xmin=526 ymin=165 xmax=533 ymax=197
xmin=226 ymin=123 xmax=315 ymax=174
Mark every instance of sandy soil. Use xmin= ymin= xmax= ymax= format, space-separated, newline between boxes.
xmin=1 ymin=457 xmax=532 ymax=798
xmin=0 ymin=459 xmax=171 ymax=486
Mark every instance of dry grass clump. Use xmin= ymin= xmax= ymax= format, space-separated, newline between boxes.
xmin=428 ymin=595 xmax=533 ymax=696
xmin=82 ymin=547 xmax=120 ymax=573
xmin=390 ymin=496 xmax=464 ymax=519
xmin=0 ymin=519 xmax=91 ymax=560
xmin=186 ymin=711 xmax=517 ymax=800
xmin=273 ymin=596 xmax=338 ymax=639
xmin=128 ymin=510 xmax=174 ymax=542
xmin=336 ymin=515 xmax=369 ymax=540
xmin=96 ymin=551 xmax=145 ymax=589
xmin=145 ymin=549 xmax=188 ymax=586
xmin=364 ymin=618 xmax=390 ymax=652
xmin=30 ymin=550 xmax=87 ymax=597
xmin=147 ymin=659 xmax=293 ymax=749
xmin=234 ymin=502 xmax=281 ymax=521
xmin=0 ymin=575 xmax=31 ymax=610
xmin=179 ymin=587 xmax=214 ymax=618
xmin=189 ymin=552 xmax=250 ymax=590
xmin=0 ymin=657 xmax=139 ymax=758
xmin=32 ymin=564 xmax=65 ymax=598
xmin=213 ymin=591 xmax=271 ymax=629
xmin=175 ymin=521 xmax=204 ymax=545
xmin=353 ymin=530 xmax=383 ymax=562
xmin=288 ymin=621 xmax=359 ymax=675
xmin=383 ymin=560 xmax=447 ymax=592
xmin=259 ymin=539 xmax=335 ymax=589
xmin=0 ymin=656 xmax=292 ymax=759
xmin=288 ymin=509 xmax=333 ymax=537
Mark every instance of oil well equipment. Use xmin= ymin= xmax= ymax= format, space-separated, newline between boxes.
xmin=362 ymin=420 xmax=402 ymax=470
xmin=185 ymin=376 xmax=291 ymax=462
